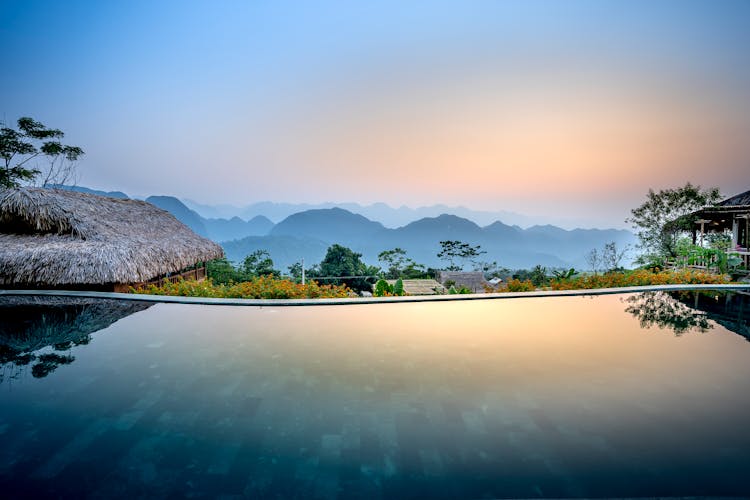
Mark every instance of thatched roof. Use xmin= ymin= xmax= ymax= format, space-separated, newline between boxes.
xmin=435 ymin=271 xmax=489 ymax=293
xmin=383 ymin=279 xmax=446 ymax=295
xmin=0 ymin=188 xmax=223 ymax=286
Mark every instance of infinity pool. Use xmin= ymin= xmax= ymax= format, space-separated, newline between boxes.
xmin=1 ymin=291 xmax=749 ymax=498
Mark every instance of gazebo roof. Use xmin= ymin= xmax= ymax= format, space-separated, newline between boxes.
xmin=717 ymin=189 xmax=750 ymax=208
xmin=690 ymin=190 xmax=750 ymax=221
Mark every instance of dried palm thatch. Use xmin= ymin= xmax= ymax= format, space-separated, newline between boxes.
xmin=0 ymin=188 xmax=223 ymax=287
xmin=435 ymin=271 xmax=489 ymax=293
xmin=383 ymin=279 xmax=446 ymax=295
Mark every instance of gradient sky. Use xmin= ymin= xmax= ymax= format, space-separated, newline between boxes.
xmin=1 ymin=0 xmax=749 ymax=227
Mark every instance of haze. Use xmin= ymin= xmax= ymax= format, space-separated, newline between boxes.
xmin=2 ymin=0 xmax=748 ymax=228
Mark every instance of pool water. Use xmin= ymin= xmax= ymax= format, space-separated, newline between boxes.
xmin=1 ymin=291 xmax=750 ymax=498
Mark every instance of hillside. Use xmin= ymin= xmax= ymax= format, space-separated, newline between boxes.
xmin=223 ymin=208 xmax=635 ymax=271
xmin=59 ymin=185 xmax=635 ymax=272
xmin=146 ymin=195 xmax=210 ymax=237
xmin=271 ymin=208 xmax=385 ymax=242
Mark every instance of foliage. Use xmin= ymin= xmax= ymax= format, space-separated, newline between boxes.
xmin=529 ymin=265 xmax=548 ymax=287
xmin=512 ymin=266 xmax=548 ymax=286
xmin=551 ymin=268 xmax=577 ymax=281
xmin=602 ymin=241 xmax=628 ymax=272
xmin=206 ymin=257 xmax=244 ymax=284
xmin=374 ymin=279 xmax=393 ymax=297
xmin=377 ymin=247 xmax=427 ymax=279
xmin=634 ymin=253 xmax=666 ymax=272
xmin=586 ymin=241 xmax=628 ymax=274
xmin=242 ymin=249 xmax=279 ymax=278
xmin=1 ymin=116 xmax=84 ymax=188
xmin=627 ymin=183 xmax=722 ymax=259
xmin=132 ymin=276 xmax=351 ymax=299
xmin=624 ymin=292 xmax=712 ymax=335
xmin=393 ymin=278 xmax=405 ymax=296
xmin=437 ymin=240 xmax=486 ymax=271
xmin=287 ymin=262 xmax=303 ymax=282
xmin=473 ymin=260 xmax=509 ymax=280
xmin=674 ymin=242 xmax=746 ymax=274
xmin=315 ymin=244 xmax=379 ymax=292
xmin=504 ymin=279 xmax=536 ymax=292
xmin=372 ymin=278 xmax=406 ymax=297
xmin=549 ymin=269 xmax=731 ymax=290
xmin=706 ymin=232 xmax=731 ymax=251
xmin=207 ymin=251 xmax=280 ymax=284
xmin=447 ymin=285 xmax=472 ymax=294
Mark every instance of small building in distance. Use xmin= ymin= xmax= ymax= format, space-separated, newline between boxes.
xmin=0 ymin=188 xmax=224 ymax=292
xmin=383 ymin=279 xmax=446 ymax=295
xmin=434 ymin=271 xmax=489 ymax=293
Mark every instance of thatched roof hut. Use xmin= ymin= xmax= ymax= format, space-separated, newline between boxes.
xmin=383 ymin=279 xmax=446 ymax=295
xmin=435 ymin=271 xmax=489 ymax=293
xmin=0 ymin=188 xmax=223 ymax=290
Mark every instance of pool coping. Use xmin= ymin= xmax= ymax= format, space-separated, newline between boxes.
xmin=1 ymin=284 xmax=749 ymax=306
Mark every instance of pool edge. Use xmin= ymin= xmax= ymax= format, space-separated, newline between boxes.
xmin=1 ymin=284 xmax=749 ymax=306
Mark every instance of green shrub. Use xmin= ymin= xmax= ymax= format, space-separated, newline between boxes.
xmin=374 ymin=279 xmax=393 ymax=297
xmin=393 ymin=278 xmax=404 ymax=296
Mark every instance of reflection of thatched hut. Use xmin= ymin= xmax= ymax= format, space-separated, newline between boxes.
xmin=0 ymin=188 xmax=223 ymax=291
xmin=0 ymin=295 xmax=154 ymax=378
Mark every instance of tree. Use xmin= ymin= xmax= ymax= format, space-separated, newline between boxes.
xmin=318 ymin=244 xmax=377 ymax=292
xmin=1 ymin=117 xmax=84 ymax=188
xmin=627 ymin=183 xmax=722 ymax=259
xmin=206 ymin=257 xmax=243 ymax=284
xmin=378 ymin=247 xmax=427 ymax=279
xmin=585 ymin=248 xmax=602 ymax=274
xmin=378 ymin=248 xmax=409 ymax=278
xmin=242 ymin=249 xmax=278 ymax=277
xmin=437 ymin=240 xmax=486 ymax=271
xmin=602 ymin=241 xmax=628 ymax=273
xmin=473 ymin=260 xmax=509 ymax=279
xmin=529 ymin=265 xmax=548 ymax=287
xmin=287 ymin=262 xmax=303 ymax=282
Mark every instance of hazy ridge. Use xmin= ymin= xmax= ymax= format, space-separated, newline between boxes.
xmin=55 ymin=186 xmax=636 ymax=271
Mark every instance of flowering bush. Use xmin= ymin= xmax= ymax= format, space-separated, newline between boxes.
xmin=131 ymin=276 xmax=351 ymax=299
xmin=504 ymin=279 xmax=536 ymax=292
xmin=549 ymin=269 xmax=731 ymax=291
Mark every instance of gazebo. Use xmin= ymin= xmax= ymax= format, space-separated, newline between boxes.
xmin=690 ymin=189 xmax=750 ymax=269
xmin=0 ymin=188 xmax=224 ymax=291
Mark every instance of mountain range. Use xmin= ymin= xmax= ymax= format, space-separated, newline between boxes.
xmin=181 ymin=198 xmax=594 ymax=229
xmin=54 ymin=185 xmax=636 ymax=271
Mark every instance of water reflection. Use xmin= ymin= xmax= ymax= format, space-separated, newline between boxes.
xmin=0 ymin=294 xmax=749 ymax=497
xmin=624 ymin=291 xmax=749 ymax=338
xmin=0 ymin=296 xmax=152 ymax=383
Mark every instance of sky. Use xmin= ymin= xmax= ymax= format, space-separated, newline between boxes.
xmin=1 ymin=0 xmax=749 ymax=228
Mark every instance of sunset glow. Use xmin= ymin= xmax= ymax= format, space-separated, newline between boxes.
xmin=2 ymin=0 xmax=748 ymax=227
